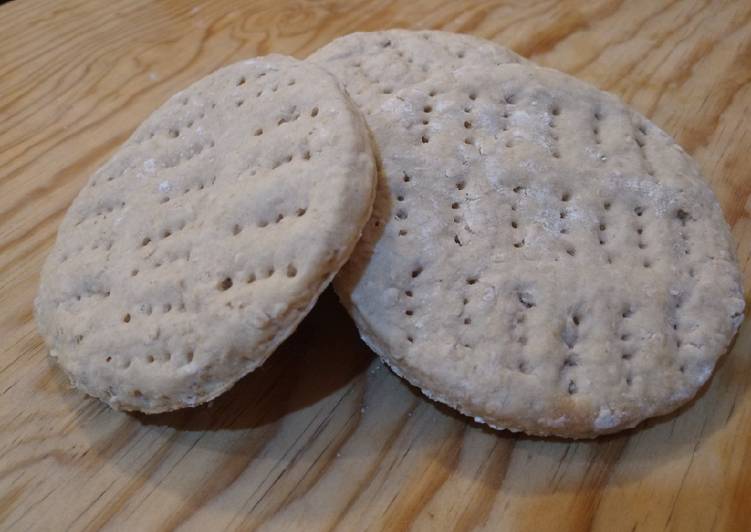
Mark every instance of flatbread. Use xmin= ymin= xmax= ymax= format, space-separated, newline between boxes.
xmin=308 ymin=29 xmax=528 ymax=114
xmin=332 ymin=61 xmax=744 ymax=437
xmin=35 ymin=55 xmax=376 ymax=413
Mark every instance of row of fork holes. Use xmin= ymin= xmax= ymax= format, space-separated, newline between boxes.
xmin=140 ymin=221 xmax=187 ymax=248
xmin=217 ymin=263 xmax=298 ymax=292
xmin=142 ymin=204 xmax=306 ymax=250
xmin=393 ymin=173 xmax=412 ymax=237
xmin=105 ymin=350 xmax=194 ymax=368
xmin=122 ymin=301 xmax=185 ymax=324
xmin=241 ymin=104 xmax=318 ymax=130
xmin=73 ymin=201 xmax=126 ymax=227
xmin=378 ymin=38 xmax=467 ymax=59
xmin=402 ymin=266 xmax=422 ymax=343
xmin=235 ymin=72 xmax=304 ymax=99
xmin=159 ymin=176 xmax=216 ymax=205
xmin=633 ymin=123 xmax=654 ymax=176
xmin=378 ymin=36 xmax=472 ymax=64
xmin=233 ymin=206 xmax=307 ymax=235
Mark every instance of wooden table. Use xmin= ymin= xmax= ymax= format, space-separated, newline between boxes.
xmin=2 ymin=0 xmax=750 ymax=530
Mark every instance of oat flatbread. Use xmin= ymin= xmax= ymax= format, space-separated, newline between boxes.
xmin=333 ymin=61 xmax=744 ymax=437
xmin=35 ymin=55 xmax=376 ymax=413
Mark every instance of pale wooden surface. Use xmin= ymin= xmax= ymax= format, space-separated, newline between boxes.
xmin=2 ymin=0 xmax=751 ymax=530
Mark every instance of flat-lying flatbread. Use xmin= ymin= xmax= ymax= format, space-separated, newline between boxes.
xmin=332 ymin=60 xmax=744 ymax=437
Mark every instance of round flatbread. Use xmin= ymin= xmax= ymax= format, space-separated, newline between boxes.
xmin=333 ymin=61 xmax=744 ymax=437
xmin=35 ymin=55 xmax=376 ymax=413
xmin=308 ymin=29 xmax=528 ymax=114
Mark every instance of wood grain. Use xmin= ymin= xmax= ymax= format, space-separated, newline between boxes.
xmin=2 ymin=0 xmax=751 ymax=530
